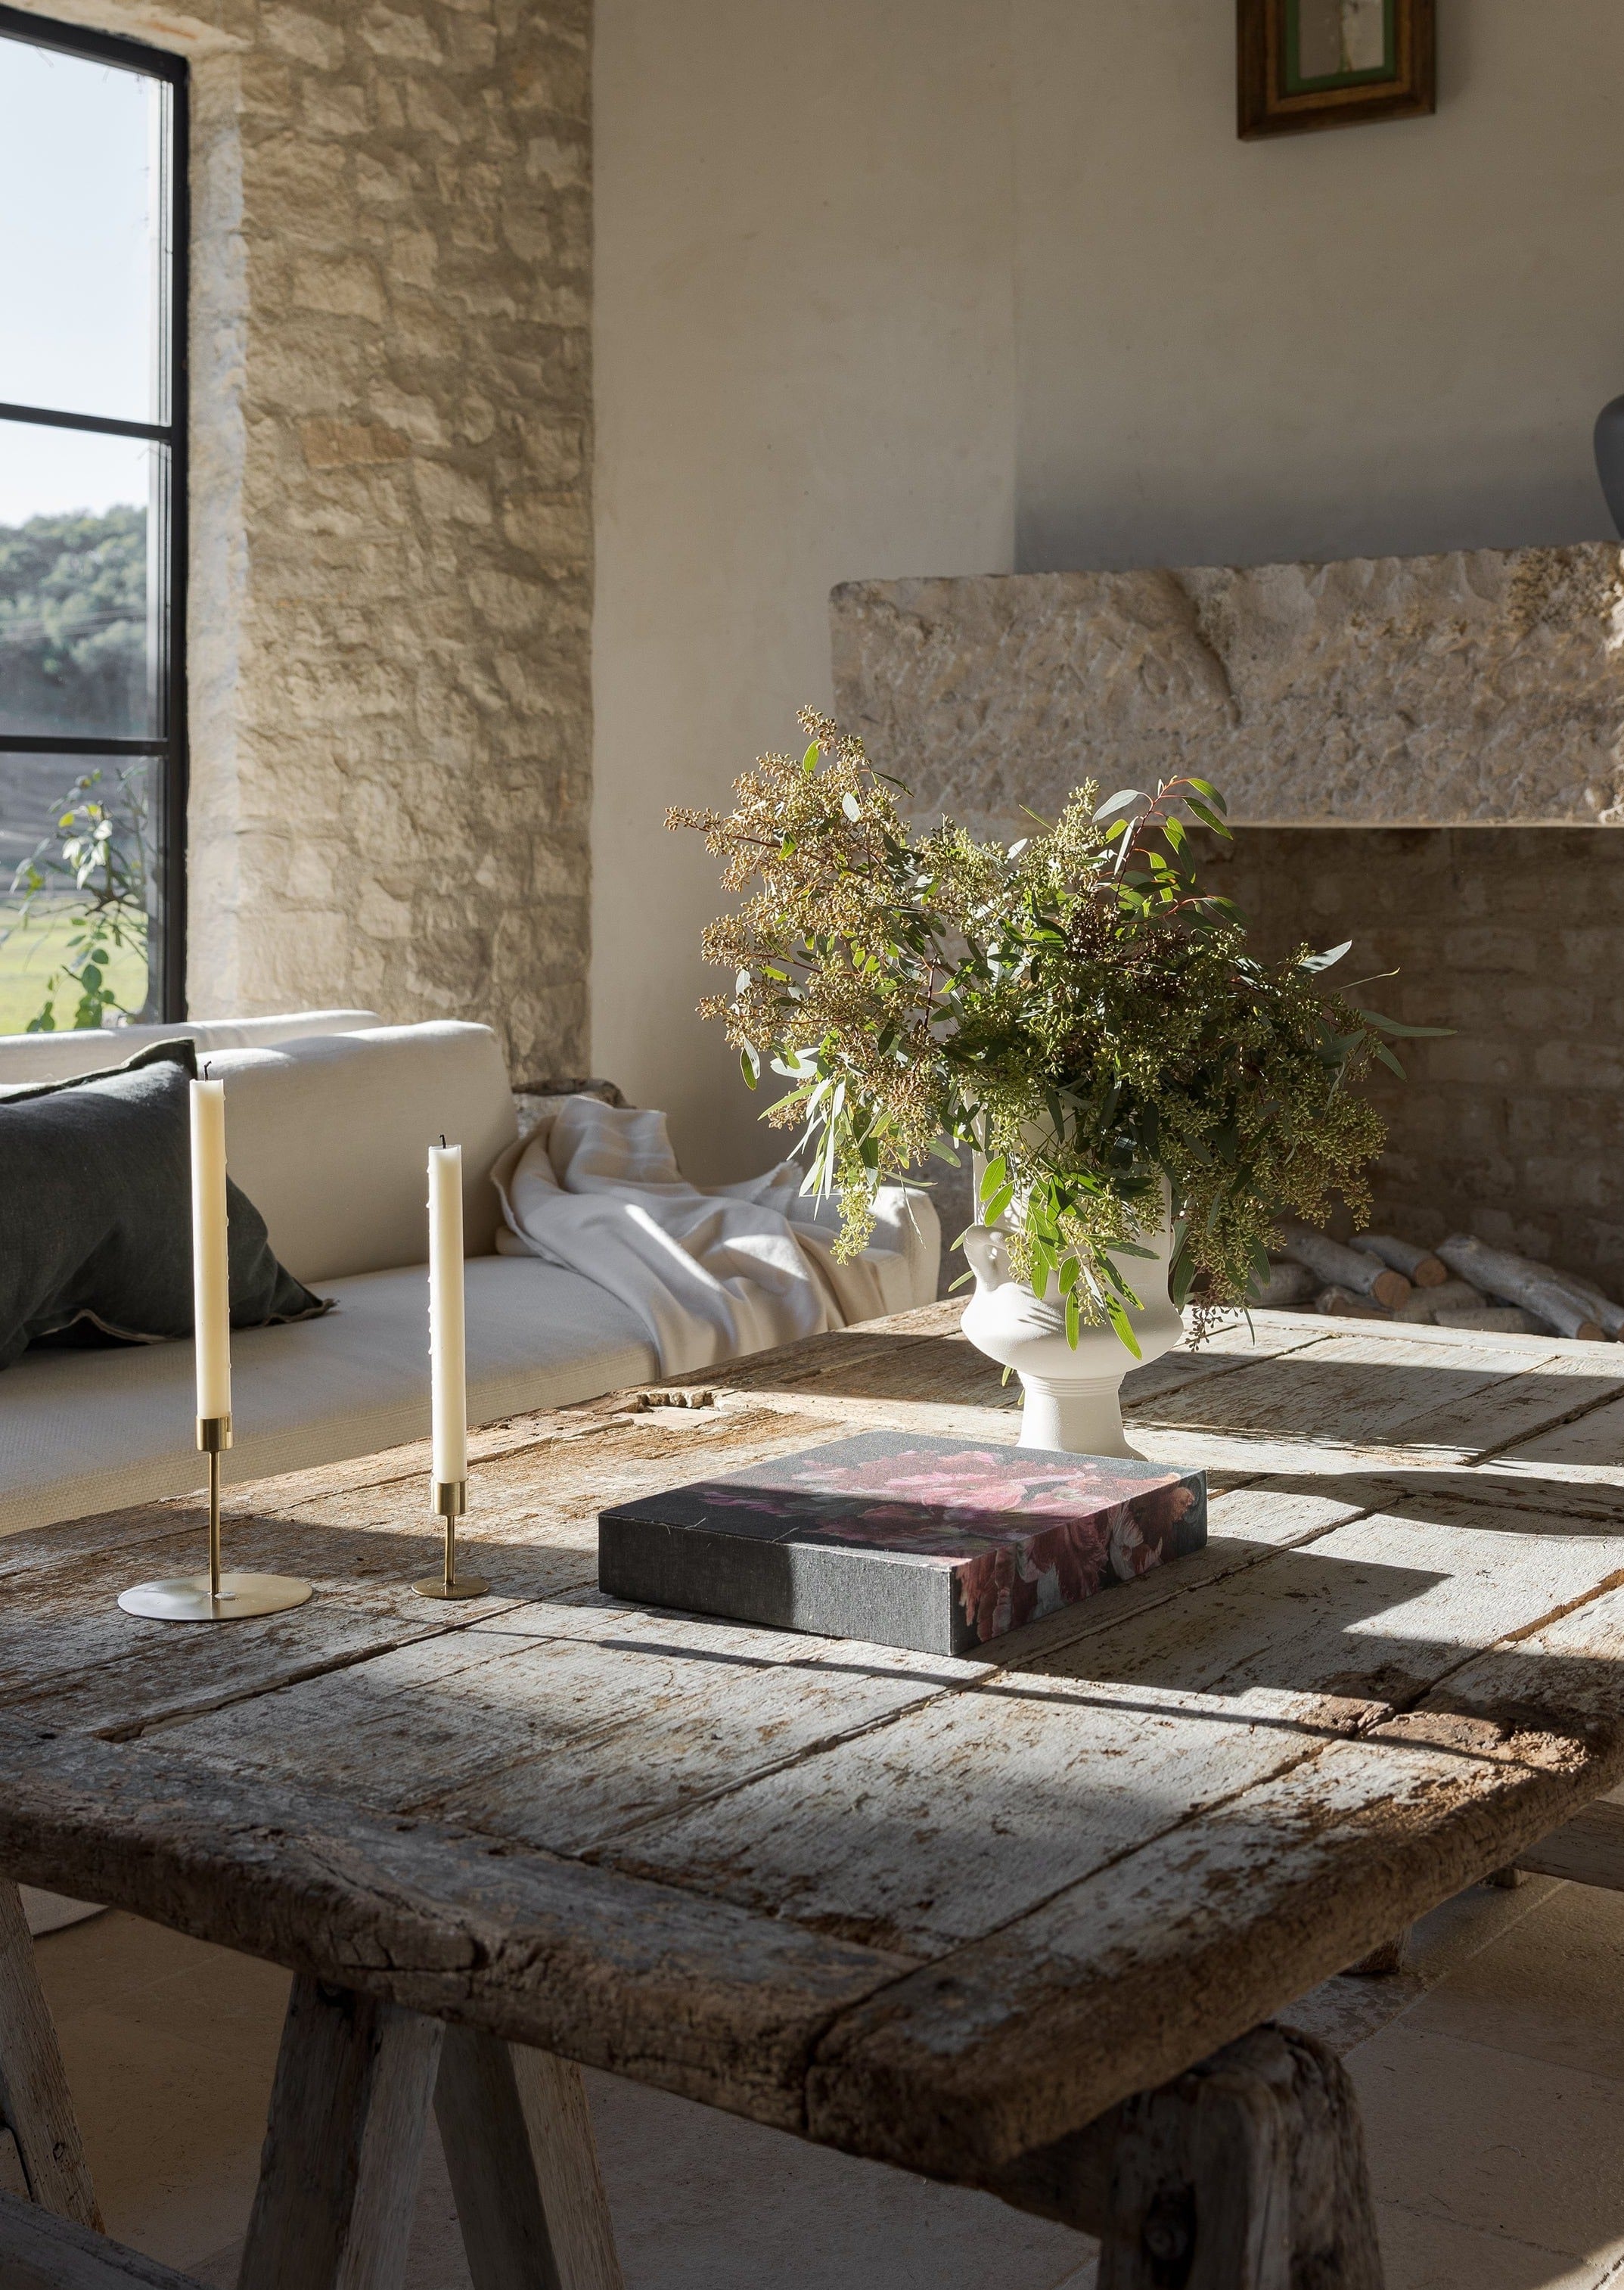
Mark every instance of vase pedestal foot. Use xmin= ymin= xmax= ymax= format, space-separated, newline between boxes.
xmin=1017 ymin=1372 xmax=1143 ymax=1459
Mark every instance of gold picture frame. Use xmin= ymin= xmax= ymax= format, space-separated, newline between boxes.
xmin=1237 ymin=0 xmax=1435 ymax=139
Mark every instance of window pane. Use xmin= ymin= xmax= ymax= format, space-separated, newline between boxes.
xmin=0 ymin=753 xmax=157 ymax=1028
xmin=0 ymin=36 xmax=159 ymax=423
xmin=0 ymin=424 xmax=157 ymax=740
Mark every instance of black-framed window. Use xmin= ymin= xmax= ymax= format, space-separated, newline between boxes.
xmin=0 ymin=4 xmax=187 ymax=1027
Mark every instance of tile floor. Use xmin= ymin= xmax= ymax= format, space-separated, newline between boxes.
xmin=29 ymin=1873 xmax=1624 ymax=2289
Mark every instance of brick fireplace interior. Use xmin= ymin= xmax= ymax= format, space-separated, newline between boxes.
xmin=1209 ymin=827 xmax=1620 ymax=1297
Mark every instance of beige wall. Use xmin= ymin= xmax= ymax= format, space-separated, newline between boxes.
xmin=591 ymin=0 xmax=1016 ymax=1180
xmin=1013 ymin=1 xmax=1624 ymax=571
xmin=593 ymin=0 xmax=1624 ymax=1176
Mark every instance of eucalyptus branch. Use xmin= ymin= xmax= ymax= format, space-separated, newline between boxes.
xmin=672 ymin=712 xmax=1411 ymax=1343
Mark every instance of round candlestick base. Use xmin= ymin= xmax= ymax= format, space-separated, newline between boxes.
xmin=118 ymin=1571 xmax=315 ymax=1623
xmin=412 ymin=1572 xmax=490 ymax=1601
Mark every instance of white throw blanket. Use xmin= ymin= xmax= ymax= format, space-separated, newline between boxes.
xmin=492 ymin=1097 xmax=930 ymax=1374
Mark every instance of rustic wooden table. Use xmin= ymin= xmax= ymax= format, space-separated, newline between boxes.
xmin=5 ymin=1302 xmax=1624 ymax=2290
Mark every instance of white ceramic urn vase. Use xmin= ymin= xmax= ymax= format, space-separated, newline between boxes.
xmin=959 ymin=1184 xmax=1185 ymax=1459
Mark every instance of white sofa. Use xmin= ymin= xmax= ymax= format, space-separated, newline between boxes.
xmin=0 ymin=1014 xmax=939 ymax=1539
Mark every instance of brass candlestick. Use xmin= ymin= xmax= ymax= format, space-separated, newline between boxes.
xmin=118 ymin=1416 xmax=315 ymax=1622
xmin=414 ymin=1477 xmax=488 ymax=1600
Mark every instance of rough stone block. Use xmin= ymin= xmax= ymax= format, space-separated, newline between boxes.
xmin=291 ymin=253 xmax=388 ymax=321
xmin=263 ymin=4 xmax=347 ymax=70
xmin=300 ymin=418 xmax=412 ymax=468
xmin=831 ymin=551 xmax=1624 ymax=830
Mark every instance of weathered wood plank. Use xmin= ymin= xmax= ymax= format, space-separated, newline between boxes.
xmin=1032 ymin=1490 xmax=1624 ymax=1718
xmin=0 ymin=1719 xmax=915 ymax=2133
xmin=1123 ymin=1330 xmax=1624 ymax=1481
xmin=599 ymin=1673 xmax=1355 ymax=1959
xmin=688 ymin=1310 xmax=1321 ymax=1416
xmin=805 ymin=1726 xmax=1609 ymax=2176
xmin=0 ymin=1878 xmax=100 ymax=2228
xmin=166 ymin=1611 xmax=956 ymax=1851
xmin=0 ymin=2188 xmax=203 ymax=2289
xmin=1133 ymin=1329 xmax=1548 ymax=1443
xmin=1119 ymin=1319 xmax=1334 ymax=1412
xmin=436 ymin=2030 xmax=624 ymax=2290
xmin=238 ymin=1975 xmax=442 ymax=2290
xmin=1392 ymin=1350 xmax=1624 ymax=1461
xmin=666 ymin=1322 xmax=953 ymax=1402
xmin=1374 ymin=1572 xmax=1624 ymax=1766
xmin=1327 ymin=1460 xmax=1624 ymax=1533
xmin=1483 ymin=1391 xmax=1624 ymax=1493
xmin=5 ymin=1602 xmax=499 ymax=1746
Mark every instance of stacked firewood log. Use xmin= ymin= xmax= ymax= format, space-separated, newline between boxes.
xmin=1256 ymin=1221 xmax=1623 ymax=1342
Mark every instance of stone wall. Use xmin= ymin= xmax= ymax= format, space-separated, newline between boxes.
xmin=1205 ymin=828 xmax=1624 ymax=1299
xmin=14 ymin=0 xmax=591 ymax=1080
xmin=831 ymin=555 xmax=1624 ymax=834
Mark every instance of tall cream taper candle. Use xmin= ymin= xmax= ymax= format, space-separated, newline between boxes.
xmin=117 ymin=1071 xmax=312 ymax=1620
xmin=428 ymin=1142 xmax=467 ymax=1485
xmin=190 ymin=1078 xmax=231 ymax=1422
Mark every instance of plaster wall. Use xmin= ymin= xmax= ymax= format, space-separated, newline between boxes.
xmin=1014 ymin=1 xmax=1624 ymax=573
xmin=9 ymin=0 xmax=592 ymax=1081
xmin=590 ymin=0 xmax=1016 ymax=1181
xmin=593 ymin=0 xmax=1624 ymax=1188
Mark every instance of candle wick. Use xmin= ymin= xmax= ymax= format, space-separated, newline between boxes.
xmin=440 ymin=1133 xmax=447 ymax=1148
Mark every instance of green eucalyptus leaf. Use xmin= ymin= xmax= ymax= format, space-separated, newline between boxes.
xmin=1351 ymin=1005 xmax=1454 ymax=1039
xmin=1105 ymin=1294 xmax=1144 ymax=1359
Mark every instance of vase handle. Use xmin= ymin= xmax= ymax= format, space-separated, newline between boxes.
xmin=961 ymin=1223 xmax=1011 ymax=1294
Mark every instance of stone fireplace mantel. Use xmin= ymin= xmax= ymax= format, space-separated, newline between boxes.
xmin=830 ymin=546 xmax=1624 ymax=832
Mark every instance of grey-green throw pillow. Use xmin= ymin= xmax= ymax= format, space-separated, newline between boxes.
xmin=0 ymin=1038 xmax=331 ymax=1371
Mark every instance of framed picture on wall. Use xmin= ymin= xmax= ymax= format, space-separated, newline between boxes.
xmin=1237 ymin=0 xmax=1435 ymax=138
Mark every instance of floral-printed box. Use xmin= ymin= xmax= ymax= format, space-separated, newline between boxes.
xmin=598 ymin=1431 xmax=1206 ymax=1655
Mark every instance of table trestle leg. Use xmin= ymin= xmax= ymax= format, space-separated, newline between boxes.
xmin=1100 ymin=2025 xmax=1382 ymax=2290
xmin=0 ymin=1876 xmax=101 ymax=2232
xmin=237 ymin=1975 xmax=443 ymax=2290
xmin=435 ymin=2027 xmax=625 ymax=2290
xmin=988 ymin=2022 xmax=1383 ymax=2290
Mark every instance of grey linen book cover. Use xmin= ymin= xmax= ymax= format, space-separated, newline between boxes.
xmin=598 ymin=1430 xmax=1206 ymax=1655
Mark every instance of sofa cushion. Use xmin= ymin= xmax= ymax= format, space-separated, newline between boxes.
xmin=207 ymin=1023 xmax=519 ymax=1284
xmin=0 ymin=1254 xmax=658 ymax=1537
xmin=0 ymin=1010 xmax=378 ymax=1090
xmin=0 ymin=1039 xmax=328 ymax=1371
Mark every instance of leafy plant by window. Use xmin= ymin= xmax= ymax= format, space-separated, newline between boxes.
xmin=4 ymin=764 xmax=151 ymax=1032
xmin=671 ymin=708 xmax=1440 ymax=1351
